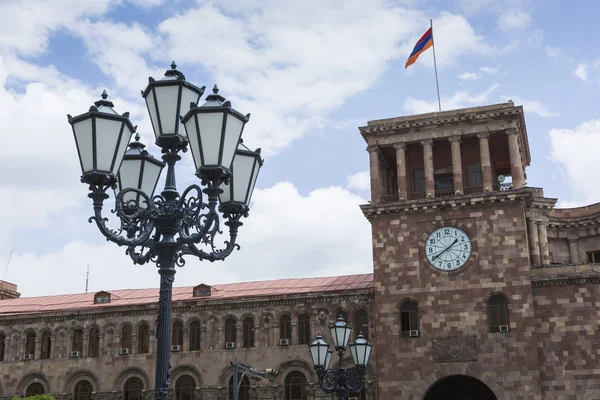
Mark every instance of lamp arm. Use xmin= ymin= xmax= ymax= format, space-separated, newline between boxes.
xmin=179 ymin=214 xmax=242 ymax=261
xmin=87 ymin=184 xmax=156 ymax=248
xmin=344 ymin=366 xmax=366 ymax=393
xmin=175 ymin=184 xmax=219 ymax=245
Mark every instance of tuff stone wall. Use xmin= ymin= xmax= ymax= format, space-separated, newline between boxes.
xmin=533 ymin=282 xmax=600 ymax=399
xmin=0 ymin=291 xmax=375 ymax=399
xmin=364 ymin=193 xmax=543 ymax=399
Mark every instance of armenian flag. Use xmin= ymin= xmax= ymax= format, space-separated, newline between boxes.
xmin=405 ymin=27 xmax=434 ymax=68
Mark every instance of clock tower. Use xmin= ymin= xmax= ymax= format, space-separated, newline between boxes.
xmin=360 ymin=102 xmax=544 ymax=399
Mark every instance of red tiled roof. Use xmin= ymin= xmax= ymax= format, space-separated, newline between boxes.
xmin=0 ymin=273 xmax=374 ymax=316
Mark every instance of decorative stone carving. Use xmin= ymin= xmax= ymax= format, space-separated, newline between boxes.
xmin=432 ymin=335 xmax=477 ymax=363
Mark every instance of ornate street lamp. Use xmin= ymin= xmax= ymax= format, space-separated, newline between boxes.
xmin=309 ymin=317 xmax=372 ymax=399
xmin=67 ymin=63 xmax=262 ymax=400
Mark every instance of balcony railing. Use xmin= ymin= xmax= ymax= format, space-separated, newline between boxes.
xmin=463 ymin=186 xmax=483 ymax=195
xmin=434 ymin=189 xmax=454 ymax=198
xmin=408 ymin=192 xmax=426 ymax=200
xmin=494 ymin=183 xmax=513 ymax=191
xmin=379 ymin=194 xmax=399 ymax=203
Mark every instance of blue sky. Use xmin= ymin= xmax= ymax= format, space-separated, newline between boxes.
xmin=1 ymin=0 xmax=599 ymax=296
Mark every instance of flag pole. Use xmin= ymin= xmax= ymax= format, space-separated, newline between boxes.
xmin=430 ymin=19 xmax=442 ymax=111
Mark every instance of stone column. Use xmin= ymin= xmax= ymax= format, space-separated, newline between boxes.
xmin=200 ymin=326 xmax=206 ymax=351
xmin=538 ymin=222 xmax=550 ymax=265
xmin=236 ymin=326 xmax=242 ymax=348
xmin=82 ymin=336 xmax=89 ymax=357
xmin=98 ymin=333 xmax=105 ymax=357
xmin=477 ymin=132 xmax=493 ymax=192
xmin=49 ymin=337 xmax=55 ymax=360
xmin=568 ymin=236 xmax=580 ymax=264
xmin=34 ymin=338 xmax=41 ymax=359
xmin=421 ymin=140 xmax=434 ymax=198
xmin=291 ymin=321 xmax=298 ymax=345
xmin=394 ymin=143 xmax=407 ymax=200
xmin=367 ymin=146 xmax=384 ymax=202
xmin=507 ymin=128 xmax=525 ymax=189
xmin=182 ymin=327 xmax=189 ymax=351
xmin=527 ymin=220 xmax=541 ymax=266
xmin=217 ymin=327 xmax=223 ymax=349
xmin=449 ymin=136 xmax=463 ymax=195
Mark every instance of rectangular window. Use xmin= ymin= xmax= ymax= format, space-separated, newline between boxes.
xmin=587 ymin=250 xmax=600 ymax=263
xmin=400 ymin=310 xmax=418 ymax=337
xmin=488 ymin=305 xmax=508 ymax=332
xmin=434 ymin=173 xmax=454 ymax=191
xmin=414 ymin=170 xmax=425 ymax=193
xmin=467 ymin=164 xmax=482 ymax=188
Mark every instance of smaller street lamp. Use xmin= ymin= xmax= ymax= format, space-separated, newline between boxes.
xmin=309 ymin=317 xmax=372 ymax=399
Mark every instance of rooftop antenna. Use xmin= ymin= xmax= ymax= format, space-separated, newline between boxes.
xmin=85 ymin=265 xmax=90 ymax=294
xmin=1 ymin=249 xmax=13 ymax=288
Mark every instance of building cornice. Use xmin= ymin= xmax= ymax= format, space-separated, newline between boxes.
xmin=0 ymin=289 xmax=374 ymax=326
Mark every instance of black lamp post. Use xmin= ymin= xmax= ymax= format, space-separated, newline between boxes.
xmin=67 ymin=63 xmax=263 ymax=400
xmin=309 ymin=317 xmax=373 ymax=399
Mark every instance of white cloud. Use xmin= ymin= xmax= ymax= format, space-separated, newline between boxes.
xmin=497 ymin=9 xmax=532 ymax=30
xmin=128 ymin=0 xmax=163 ymax=7
xmin=458 ymin=72 xmax=480 ymax=81
xmin=404 ymin=83 xmax=499 ymax=114
xmin=2 ymin=182 xmax=372 ymax=296
xmin=0 ymin=0 xmax=115 ymax=57
xmin=347 ymin=171 xmax=370 ymax=192
xmin=549 ymin=119 xmax=600 ymax=203
xmin=573 ymin=63 xmax=588 ymax=81
xmin=545 ymin=46 xmax=563 ymax=59
xmin=479 ymin=66 xmax=498 ymax=74
xmin=502 ymin=95 xmax=559 ymax=118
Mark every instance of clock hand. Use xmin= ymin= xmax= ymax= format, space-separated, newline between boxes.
xmin=432 ymin=239 xmax=458 ymax=261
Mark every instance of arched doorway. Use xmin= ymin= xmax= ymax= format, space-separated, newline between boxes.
xmin=424 ymin=375 xmax=497 ymax=400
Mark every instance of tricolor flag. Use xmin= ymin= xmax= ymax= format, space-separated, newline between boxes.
xmin=405 ymin=27 xmax=434 ymax=68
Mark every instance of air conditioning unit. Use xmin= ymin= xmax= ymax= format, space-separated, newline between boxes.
xmin=279 ymin=338 xmax=289 ymax=346
xmin=499 ymin=325 xmax=510 ymax=333
xmin=120 ymin=348 xmax=130 ymax=355
xmin=71 ymin=351 xmax=81 ymax=358
xmin=409 ymin=330 xmax=419 ymax=337
xmin=171 ymin=345 xmax=181 ymax=352
xmin=24 ymin=354 xmax=33 ymax=361
xmin=225 ymin=342 xmax=235 ymax=349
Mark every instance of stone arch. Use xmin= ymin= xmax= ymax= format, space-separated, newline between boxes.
xmin=239 ymin=312 xmax=256 ymax=322
xmin=220 ymin=314 xmax=238 ymax=325
xmin=171 ymin=317 xmax=185 ymax=326
xmin=170 ymin=364 xmax=203 ymax=388
xmin=275 ymin=310 xmax=292 ymax=321
xmin=186 ymin=317 xmax=202 ymax=330
xmin=293 ymin=309 xmax=312 ymax=319
xmin=217 ymin=364 xmax=234 ymax=387
xmin=69 ymin=325 xmax=85 ymax=336
xmin=7 ymin=329 xmax=20 ymax=361
xmin=64 ymin=369 xmax=100 ymax=393
xmin=277 ymin=359 xmax=316 ymax=384
xmin=418 ymin=369 xmax=507 ymax=399
xmin=53 ymin=325 xmax=68 ymax=336
xmin=117 ymin=321 xmax=134 ymax=334
xmin=17 ymin=373 xmax=49 ymax=396
xmin=53 ymin=326 xmax=68 ymax=359
xmin=114 ymin=367 xmax=150 ymax=392
xmin=101 ymin=322 xmax=117 ymax=335
xmin=482 ymin=291 xmax=513 ymax=312
xmin=38 ymin=327 xmax=53 ymax=337
xmin=331 ymin=307 xmax=351 ymax=321
xmin=83 ymin=324 xmax=100 ymax=337
xmin=134 ymin=319 xmax=151 ymax=332
xmin=258 ymin=312 xmax=274 ymax=323
xmin=202 ymin=314 xmax=219 ymax=325
xmin=23 ymin=327 xmax=36 ymax=336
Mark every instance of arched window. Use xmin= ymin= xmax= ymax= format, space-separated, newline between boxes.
xmin=40 ymin=331 xmax=51 ymax=359
xmin=74 ymin=380 xmax=93 ymax=400
xmin=488 ymin=294 xmax=509 ymax=332
xmin=172 ymin=322 xmax=183 ymax=347
xmin=123 ymin=377 xmax=143 ymax=400
xmin=175 ymin=375 xmax=196 ymax=400
xmin=400 ymin=300 xmax=419 ymax=337
xmin=121 ymin=325 xmax=133 ymax=350
xmin=298 ymin=314 xmax=310 ymax=345
xmin=88 ymin=328 xmax=100 ymax=357
xmin=25 ymin=332 xmax=36 ymax=358
xmin=73 ymin=329 xmax=84 ymax=353
xmin=0 ymin=333 xmax=5 ymax=362
xmin=189 ymin=321 xmax=201 ymax=351
xmin=285 ymin=371 xmax=307 ymax=400
xmin=228 ymin=375 xmax=250 ymax=400
xmin=26 ymin=382 xmax=45 ymax=396
xmin=224 ymin=318 xmax=236 ymax=347
xmin=354 ymin=310 xmax=369 ymax=340
xmin=242 ymin=317 xmax=254 ymax=348
xmin=280 ymin=315 xmax=291 ymax=342
xmin=138 ymin=324 xmax=149 ymax=354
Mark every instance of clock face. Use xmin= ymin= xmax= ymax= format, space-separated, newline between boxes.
xmin=425 ymin=226 xmax=472 ymax=271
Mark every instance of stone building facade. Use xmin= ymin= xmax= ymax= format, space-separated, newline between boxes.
xmin=360 ymin=102 xmax=600 ymax=399
xmin=0 ymin=102 xmax=599 ymax=400
xmin=0 ymin=276 xmax=376 ymax=400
